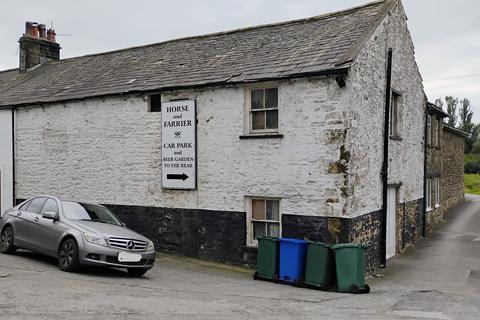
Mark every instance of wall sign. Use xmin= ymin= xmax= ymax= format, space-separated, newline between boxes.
xmin=161 ymin=100 xmax=197 ymax=189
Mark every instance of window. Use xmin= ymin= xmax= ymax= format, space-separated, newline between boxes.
xmin=40 ymin=199 xmax=59 ymax=215
xmin=434 ymin=178 xmax=440 ymax=207
xmin=427 ymin=115 xmax=432 ymax=146
xmin=26 ymin=197 xmax=47 ymax=214
xmin=148 ymin=94 xmax=161 ymax=112
xmin=432 ymin=117 xmax=438 ymax=147
xmin=389 ymin=91 xmax=401 ymax=138
xmin=250 ymin=88 xmax=278 ymax=132
xmin=19 ymin=200 xmax=31 ymax=211
xmin=426 ymin=179 xmax=432 ymax=211
xmin=249 ymin=198 xmax=280 ymax=245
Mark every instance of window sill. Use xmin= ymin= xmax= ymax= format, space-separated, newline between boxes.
xmin=426 ymin=207 xmax=433 ymax=212
xmin=434 ymin=204 xmax=441 ymax=208
xmin=390 ymin=136 xmax=402 ymax=141
xmin=239 ymin=134 xmax=284 ymax=140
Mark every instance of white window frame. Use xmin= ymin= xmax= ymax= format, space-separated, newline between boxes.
xmin=426 ymin=179 xmax=432 ymax=212
xmin=246 ymin=197 xmax=281 ymax=246
xmin=434 ymin=177 xmax=441 ymax=207
xmin=247 ymin=85 xmax=279 ymax=134
xmin=427 ymin=115 xmax=432 ymax=146
xmin=389 ymin=92 xmax=401 ymax=138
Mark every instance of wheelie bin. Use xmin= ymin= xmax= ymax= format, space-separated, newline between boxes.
xmin=304 ymin=242 xmax=335 ymax=290
xmin=278 ymin=238 xmax=308 ymax=284
xmin=331 ymin=243 xmax=370 ymax=293
xmin=254 ymin=237 xmax=279 ymax=281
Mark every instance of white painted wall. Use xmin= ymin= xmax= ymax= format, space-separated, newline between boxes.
xmin=0 ymin=109 xmax=13 ymax=216
xmin=15 ymin=77 xmax=351 ymax=217
xmin=344 ymin=1 xmax=425 ymax=217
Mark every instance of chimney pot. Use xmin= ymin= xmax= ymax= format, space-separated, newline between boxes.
xmin=47 ymin=28 xmax=56 ymax=43
xmin=38 ymin=24 xmax=47 ymax=39
xmin=31 ymin=22 xmax=39 ymax=38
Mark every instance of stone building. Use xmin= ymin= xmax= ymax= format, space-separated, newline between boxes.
xmin=0 ymin=0 xmax=464 ymax=274
xmin=424 ymin=103 xmax=467 ymax=234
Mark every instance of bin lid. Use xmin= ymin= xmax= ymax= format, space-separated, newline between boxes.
xmin=308 ymin=242 xmax=331 ymax=248
xmin=257 ymin=237 xmax=279 ymax=242
xmin=331 ymin=243 xmax=366 ymax=250
xmin=279 ymin=238 xmax=308 ymax=244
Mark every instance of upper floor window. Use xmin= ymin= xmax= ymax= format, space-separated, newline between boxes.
xmin=427 ymin=115 xmax=432 ymax=146
xmin=148 ymin=94 xmax=162 ymax=112
xmin=250 ymin=88 xmax=278 ymax=133
xmin=389 ymin=91 xmax=401 ymax=139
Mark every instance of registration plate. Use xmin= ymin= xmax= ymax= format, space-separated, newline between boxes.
xmin=118 ymin=251 xmax=142 ymax=262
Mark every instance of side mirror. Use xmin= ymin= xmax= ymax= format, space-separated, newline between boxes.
xmin=43 ymin=211 xmax=58 ymax=220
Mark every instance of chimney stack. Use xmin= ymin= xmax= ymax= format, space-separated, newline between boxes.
xmin=19 ymin=21 xmax=61 ymax=72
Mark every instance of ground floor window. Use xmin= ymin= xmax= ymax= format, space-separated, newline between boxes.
xmin=426 ymin=179 xmax=432 ymax=211
xmin=248 ymin=198 xmax=280 ymax=245
xmin=434 ymin=177 xmax=441 ymax=207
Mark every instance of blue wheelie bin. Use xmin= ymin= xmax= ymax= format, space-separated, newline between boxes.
xmin=278 ymin=238 xmax=308 ymax=284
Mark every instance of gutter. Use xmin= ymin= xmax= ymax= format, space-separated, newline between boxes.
xmin=380 ymin=48 xmax=393 ymax=268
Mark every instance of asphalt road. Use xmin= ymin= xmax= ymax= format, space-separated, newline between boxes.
xmin=1 ymin=196 xmax=480 ymax=319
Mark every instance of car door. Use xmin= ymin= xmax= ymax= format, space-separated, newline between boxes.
xmin=22 ymin=197 xmax=48 ymax=252
xmin=33 ymin=198 xmax=64 ymax=256
xmin=11 ymin=200 xmax=33 ymax=248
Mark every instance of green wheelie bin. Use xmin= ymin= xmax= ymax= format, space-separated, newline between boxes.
xmin=304 ymin=242 xmax=335 ymax=290
xmin=254 ymin=237 xmax=279 ymax=281
xmin=331 ymin=243 xmax=370 ymax=293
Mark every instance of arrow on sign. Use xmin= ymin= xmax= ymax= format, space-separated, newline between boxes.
xmin=167 ymin=173 xmax=189 ymax=181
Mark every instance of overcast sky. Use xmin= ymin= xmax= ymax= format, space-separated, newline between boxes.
xmin=1 ymin=0 xmax=479 ymax=121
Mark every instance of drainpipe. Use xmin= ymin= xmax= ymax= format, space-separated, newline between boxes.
xmin=422 ymin=103 xmax=428 ymax=237
xmin=380 ymin=48 xmax=393 ymax=268
xmin=11 ymin=107 xmax=15 ymax=205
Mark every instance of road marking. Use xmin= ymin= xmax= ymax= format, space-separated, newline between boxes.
xmin=472 ymin=237 xmax=480 ymax=242
xmin=391 ymin=310 xmax=452 ymax=320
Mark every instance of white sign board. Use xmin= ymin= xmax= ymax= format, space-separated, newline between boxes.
xmin=161 ymin=100 xmax=197 ymax=189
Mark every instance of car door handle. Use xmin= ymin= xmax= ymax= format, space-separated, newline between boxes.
xmin=34 ymin=217 xmax=40 ymax=222
xmin=17 ymin=211 xmax=22 ymax=216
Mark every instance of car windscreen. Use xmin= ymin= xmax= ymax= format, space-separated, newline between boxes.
xmin=62 ymin=201 xmax=123 ymax=226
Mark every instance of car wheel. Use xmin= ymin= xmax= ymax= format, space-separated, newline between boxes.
xmin=58 ymin=238 xmax=80 ymax=272
xmin=127 ymin=268 xmax=149 ymax=277
xmin=0 ymin=226 xmax=17 ymax=254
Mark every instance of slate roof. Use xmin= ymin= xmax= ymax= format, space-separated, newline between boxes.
xmin=0 ymin=0 xmax=397 ymax=108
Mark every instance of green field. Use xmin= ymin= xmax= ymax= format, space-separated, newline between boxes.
xmin=464 ymin=174 xmax=480 ymax=195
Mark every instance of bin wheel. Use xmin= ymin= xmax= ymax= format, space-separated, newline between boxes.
xmin=253 ymin=272 xmax=259 ymax=280
xmin=361 ymin=284 xmax=371 ymax=294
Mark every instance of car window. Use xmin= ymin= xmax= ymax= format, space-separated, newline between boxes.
xmin=62 ymin=201 xmax=123 ymax=226
xmin=40 ymin=199 xmax=59 ymax=215
xmin=19 ymin=200 xmax=31 ymax=211
xmin=26 ymin=198 xmax=48 ymax=214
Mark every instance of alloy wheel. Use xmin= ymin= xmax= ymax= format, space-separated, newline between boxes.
xmin=1 ymin=228 xmax=13 ymax=250
xmin=59 ymin=241 xmax=75 ymax=268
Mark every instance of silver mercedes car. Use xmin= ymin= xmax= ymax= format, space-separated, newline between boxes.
xmin=0 ymin=196 xmax=155 ymax=276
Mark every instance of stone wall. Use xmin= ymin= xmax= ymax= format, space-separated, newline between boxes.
xmin=442 ymin=128 xmax=465 ymax=212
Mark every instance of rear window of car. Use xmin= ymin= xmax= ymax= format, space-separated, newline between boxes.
xmin=26 ymin=198 xmax=47 ymax=214
xmin=19 ymin=201 xmax=31 ymax=211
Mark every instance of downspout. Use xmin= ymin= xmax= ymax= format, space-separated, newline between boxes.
xmin=11 ymin=107 xmax=15 ymax=205
xmin=380 ymin=48 xmax=393 ymax=268
xmin=422 ymin=103 xmax=428 ymax=237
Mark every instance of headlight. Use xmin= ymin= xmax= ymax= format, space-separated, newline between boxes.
xmin=84 ymin=233 xmax=107 ymax=247
xmin=146 ymin=240 xmax=155 ymax=252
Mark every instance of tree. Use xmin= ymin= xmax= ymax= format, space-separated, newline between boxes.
xmin=445 ymin=96 xmax=458 ymax=127
xmin=434 ymin=98 xmax=444 ymax=109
